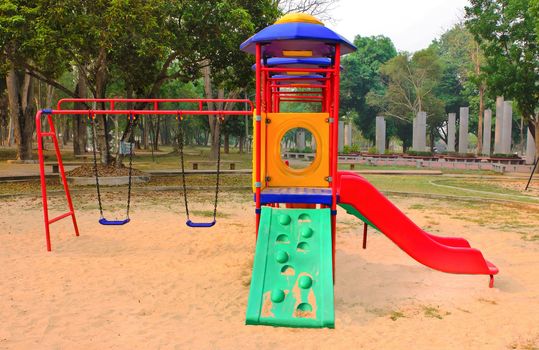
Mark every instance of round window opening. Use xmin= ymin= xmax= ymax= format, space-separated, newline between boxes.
xmin=280 ymin=128 xmax=317 ymax=169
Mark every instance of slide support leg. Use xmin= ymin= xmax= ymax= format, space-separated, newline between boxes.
xmin=362 ymin=222 xmax=367 ymax=249
xmin=489 ymin=275 xmax=494 ymax=288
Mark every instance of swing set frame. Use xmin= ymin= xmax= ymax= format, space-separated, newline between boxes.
xmin=37 ymin=98 xmax=253 ymax=251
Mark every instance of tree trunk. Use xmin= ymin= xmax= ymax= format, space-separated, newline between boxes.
xmin=95 ymin=48 xmax=111 ymax=165
xmin=224 ymin=131 xmax=230 ymax=154
xmin=239 ymin=134 xmax=244 ymax=154
xmin=6 ymin=68 xmax=34 ymax=161
xmin=73 ymin=70 xmax=88 ymax=155
xmin=534 ymin=120 xmax=539 ymax=173
xmin=155 ymin=116 xmax=160 ymax=151
xmin=201 ymin=60 xmax=220 ymax=160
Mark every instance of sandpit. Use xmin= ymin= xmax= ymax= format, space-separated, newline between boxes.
xmin=0 ymin=190 xmax=538 ymax=349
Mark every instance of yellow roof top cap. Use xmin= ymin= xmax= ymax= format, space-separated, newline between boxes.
xmin=275 ymin=13 xmax=324 ymax=26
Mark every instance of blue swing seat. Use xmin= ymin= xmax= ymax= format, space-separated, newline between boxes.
xmin=186 ymin=220 xmax=216 ymax=228
xmin=99 ymin=218 xmax=131 ymax=226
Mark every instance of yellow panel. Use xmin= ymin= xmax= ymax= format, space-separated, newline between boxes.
xmin=265 ymin=113 xmax=330 ymax=188
xmin=274 ymin=13 xmax=324 ymax=26
xmin=282 ymin=50 xmax=312 ymax=57
xmin=252 ymin=110 xmax=267 ymax=192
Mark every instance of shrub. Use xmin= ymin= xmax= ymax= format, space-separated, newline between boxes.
xmin=405 ymin=150 xmax=434 ymax=157
xmin=367 ymin=146 xmax=378 ymax=154
xmin=343 ymin=144 xmax=360 ymax=154
xmin=491 ymin=153 xmax=521 ymax=159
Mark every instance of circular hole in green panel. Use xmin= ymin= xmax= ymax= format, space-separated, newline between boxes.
xmin=281 ymin=265 xmax=295 ymax=276
xmin=297 ymin=303 xmax=313 ymax=312
xmin=276 ymin=234 xmax=290 ymax=244
xmin=298 ymin=213 xmax=311 ymax=222
xmin=296 ymin=242 xmax=310 ymax=252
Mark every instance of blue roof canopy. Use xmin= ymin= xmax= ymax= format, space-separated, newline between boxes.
xmin=240 ymin=22 xmax=356 ymax=57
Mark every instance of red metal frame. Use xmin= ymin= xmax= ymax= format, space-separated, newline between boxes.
xmin=37 ymin=98 xmax=253 ymax=251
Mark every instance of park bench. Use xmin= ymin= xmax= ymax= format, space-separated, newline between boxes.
xmin=45 ymin=161 xmax=87 ymax=174
xmin=188 ymin=160 xmax=238 ymax=170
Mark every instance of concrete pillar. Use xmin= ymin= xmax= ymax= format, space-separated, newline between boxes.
xmin=417 ymin=111 xmax=427 ymax=151
xmin=376 ymin=116 xmax=386 ymax=154
xmin=502 ymin=101 xmax=512 ymax=154
xmin=458 ymin=107 xmax=469 ymax=154
xmin=447 ymin=113 xmax=456 ymax=152
xmin=526 ymin=128 xmax=536 ymax=165
xmin=412 ymin=117 xmax=418 ymax=150
xmin=338 ymin=121 xmax=344 ymax=152
xmin=482 ymin=109 xmax=492 ymax=156
xmin=296 ymin=130 xmax=305 ymax=150
xmin=494 ymin=96 xmax=504 ymax=154
xmin=344 ymin=123 xmax=352 ymax=146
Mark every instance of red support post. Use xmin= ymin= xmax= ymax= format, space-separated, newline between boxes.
xmin=37 ymin=110 xmax=80 ymax=251
xmin=255 ymin=44 xmax=262 ymax=237
xmin=331 ymin=44 xmax=341 ymax=279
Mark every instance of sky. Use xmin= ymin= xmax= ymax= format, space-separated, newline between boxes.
xmin=329 ymin=0 xmax=470 ymax=52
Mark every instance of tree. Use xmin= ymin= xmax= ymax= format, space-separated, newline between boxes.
xmin=276 ymin=0 xmax=339 ymax=22
xmin=466 ymin=0 xmax=539 ymax=157
xmin=340 ymin=35 xmax=397 ymax=142
xmin=431 ymin=23 xmax=490 ymax=153
xmin=367 ymin=48 xmax=445 ymax=150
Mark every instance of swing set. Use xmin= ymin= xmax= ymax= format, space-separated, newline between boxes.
xmin=37 ymin=98 xmax=253 ymax=251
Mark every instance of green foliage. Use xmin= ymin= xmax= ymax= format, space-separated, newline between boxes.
xmin=367 ymin=146 xmax=377 ymax=154
xmin=342 ymin=144 xmax=360 ymax=154
xmin=368 ymin=48 xmax=445 ymax=149
xmin=405 ymin=150 xmax=434 ymax=157
xmin=465 ymin=0 xmax=538 ymax=126
xmin=340 ymin=35 xmax=397 ymax=141
xmin=490 ymin=153 xmax=521 ymax=159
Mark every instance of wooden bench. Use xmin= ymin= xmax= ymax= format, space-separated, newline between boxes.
xmin=188 ymin=160 xmax=237 ymax=170
xmin=45 ymin=161 xmax=87 ymax=174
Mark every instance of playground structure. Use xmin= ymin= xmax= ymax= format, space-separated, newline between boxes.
xmin=35 ymin=13 xmax=498 ymax=329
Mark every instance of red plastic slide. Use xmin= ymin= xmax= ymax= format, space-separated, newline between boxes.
xmin=337 ymin=172 xmax=498 ymax=285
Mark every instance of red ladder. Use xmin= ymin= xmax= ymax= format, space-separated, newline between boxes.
xmin=37 ymin=109 xmax=80 ymax=251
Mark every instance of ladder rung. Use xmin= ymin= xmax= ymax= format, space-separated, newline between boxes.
xmin=48 ymin=211 xmax=73 ymax=224
xmin=40 ymin=132 xmax=55 ymax=137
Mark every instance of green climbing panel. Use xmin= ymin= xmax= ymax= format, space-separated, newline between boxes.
xmin=246 ymin=207 xmax=334 ymax=328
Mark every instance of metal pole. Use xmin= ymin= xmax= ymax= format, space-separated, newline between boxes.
xmin=525 ymin=156 xmax=538 ymax=191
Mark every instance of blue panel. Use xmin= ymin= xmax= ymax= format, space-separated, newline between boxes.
xmin=186 ymin=220 xmax=216 ymax=228
xmin=99 ymin=218 xmax=130 ymax=225
xmin=257 ymin=187 xmax=334 ymax=205
xmin=267 ymin=58 xmax=332 ymax=66
xmin=271 ymin=74 xmax=324 ymax=85
xmin=240 ymin=22 xmax=356 ymax=56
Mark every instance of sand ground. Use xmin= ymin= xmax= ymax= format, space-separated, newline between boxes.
xmin=0 ymin=189 xmax=538 ymax=350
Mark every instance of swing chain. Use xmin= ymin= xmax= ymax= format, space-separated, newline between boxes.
xmin=88 ymin=112 xmax=104 ymax=218
xmin=125 ymin=113 xmax=135 ymax=218
xmin=213 ymin=115 xmax=223 ymax=221
xmin=88 ymin=111 xmax=135 ymax=221
xmin=177 ymin=113 xmax=190 ymax=220
xmin=177 ymin=113 xmax=222 ymax=223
